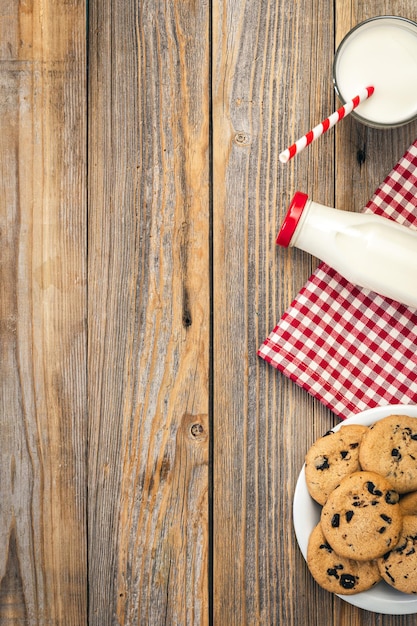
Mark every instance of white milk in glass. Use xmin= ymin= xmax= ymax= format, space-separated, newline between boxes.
xmin=333 ymin=16 xmax=417 ymax=127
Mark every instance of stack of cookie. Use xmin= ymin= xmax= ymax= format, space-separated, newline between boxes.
xmin=305 ymin=414 xmax=417 ymax=595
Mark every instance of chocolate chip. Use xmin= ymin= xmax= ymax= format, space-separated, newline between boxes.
xmin=349 ymin=442 xmax=359 ymax=449
xmin=395 ymin=540 xmax=408 ymax=554
xmin=340 ymin=573 xmax=357 ymax=589
xmin=315 ymin=456 xmax=330 ymax=470
xmin=391 ymin=448 xmax=402 ymax=460
xmin=378 ymin=527 xmax=387 ymax=534
xmin=385 ymin=568 xmax=395 ymax=584
xmin=346 ymin=511 xmax=354 ymax=522
xmin=340 ymin=450 xmax=349 ymax=459
xmin=385 ymin=490 xmax=400 ymax=505
xmin=380 ymin=514 xmax=392 ymax=524
xmin=366 ymin=481 xmax=382 ymax=496
xmin=331 ymin=514 xmax=340 ymax=528
xmin=327 ymin=567 xmax=340 ymax=580
xmin=327 ymin=564 xmax=344 ymax=580
xmin=319 ymin=542 xmax=333 ymax=554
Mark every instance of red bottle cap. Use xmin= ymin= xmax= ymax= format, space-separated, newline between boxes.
xmin=276 ymin=192 xmax=309 ymax=247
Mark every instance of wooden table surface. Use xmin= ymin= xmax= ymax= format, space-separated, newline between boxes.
xmin=2 ymin=1 xmax=417 ymax=624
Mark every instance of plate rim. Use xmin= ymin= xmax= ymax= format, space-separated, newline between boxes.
xmin=293 ymin=404 xmax=417 ymax=615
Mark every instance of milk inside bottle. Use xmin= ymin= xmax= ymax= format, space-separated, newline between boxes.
xmin=276 ymin=192 xmax=417 ymax=309
xmin=333 ymin=16 xmax=417 ymax=128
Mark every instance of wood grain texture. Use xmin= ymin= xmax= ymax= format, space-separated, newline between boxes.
xmin=0 ymin=0 xmax=87 ymax=624
xmin=2 ymin=1 xmax=417 ymax=624
xmin=213 ymin=0 xmax=335 ymax=624
xmin=88 ymin=1 xmax=210 ymax=624
xmin=213 ymin=1 xmax=417 ymax=625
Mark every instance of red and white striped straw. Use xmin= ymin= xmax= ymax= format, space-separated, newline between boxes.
xmin=279 ymin=86 xmax=375 ymax=164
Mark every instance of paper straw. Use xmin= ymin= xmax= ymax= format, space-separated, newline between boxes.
xmin=279 ymin=86 xmax=375 ymax=164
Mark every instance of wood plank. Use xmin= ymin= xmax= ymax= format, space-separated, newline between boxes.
xmin=332 ymin=6 xmax=417 ymax=622
xmin=87 ymin=1 xmax=210 ymax=623
xmin=214 ymin=0 xmax=417 ymax=624
xmin=212 ymin=0 xmax=335 ymax=623
xmin=0 ymin=1 xmax=87 ymax=623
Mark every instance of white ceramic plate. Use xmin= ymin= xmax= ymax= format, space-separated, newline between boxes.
xmin=293 ymin=404 xmax=417 ymax=615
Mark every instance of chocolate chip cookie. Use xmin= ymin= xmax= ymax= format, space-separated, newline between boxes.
xmin=377 ymin=515 xmax=417 ymax=594
xmin=307 ymin=522 xmax=381 ymax=595
xmin=321 ymin=471 xmax=402 ymax=561
xmin=305 ymin=425 xmax=368 ymax=505
xmin=359 ymin=414 xmax=417 ymax=494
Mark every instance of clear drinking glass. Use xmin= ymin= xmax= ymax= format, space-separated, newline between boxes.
xmin=333 ymin=16 xmax=417 ymax=128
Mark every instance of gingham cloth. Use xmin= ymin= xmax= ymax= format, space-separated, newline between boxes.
xmin=258 ymin=140 xmax=417 ymax=420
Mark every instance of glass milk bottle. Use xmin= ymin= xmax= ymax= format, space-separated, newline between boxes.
xmin=276 ymin=192 xmax=417 ymax=308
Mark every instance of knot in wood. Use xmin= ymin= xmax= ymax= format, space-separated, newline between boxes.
xmin=182 ymin=311 xmax=192 ymax=327
xmin=190 ymin=423 xmax=205 ymax=440
xmin=357 ymin=144 xmax=366 ymax=166
xmin=234 ymin=131 xmax=251 ymax=146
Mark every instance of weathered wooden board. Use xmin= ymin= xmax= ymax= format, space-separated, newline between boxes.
xmin=0 ymin=0 xmax=87 ymax=623
xmin=2 ymin=0 xmax=417 ymax=624
xmin=212 ymin=1 xmax=335 ymax=623
xmin=213 ymin=1 xmax=417 ymax=625
xmin=87 ymin=1 xmax=210 ymax=623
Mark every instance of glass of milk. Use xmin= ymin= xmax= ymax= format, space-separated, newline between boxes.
xmin=333 ymin=16 xmax=417 ymax=128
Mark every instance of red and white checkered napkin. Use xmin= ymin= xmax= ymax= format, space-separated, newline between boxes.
xmin=258 ymin=140 xmax=417 ymax=420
